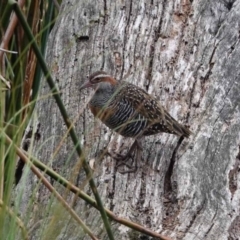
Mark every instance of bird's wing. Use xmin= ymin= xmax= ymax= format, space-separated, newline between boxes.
xmin=118 ymin=82 xmax=167 ymax=120
xmin=117 ymin=82 xmax=191 ymax=137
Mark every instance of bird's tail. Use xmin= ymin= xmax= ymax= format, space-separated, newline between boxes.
xmin=172 ymin=121 xmax=192 ymax=138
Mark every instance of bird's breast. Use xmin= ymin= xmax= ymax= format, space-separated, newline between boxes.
xmin=89 ymin=104 xmax=114 ymax=123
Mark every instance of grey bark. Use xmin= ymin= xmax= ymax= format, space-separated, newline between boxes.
xmin=21 ymin=0 xmax=240 ymax=239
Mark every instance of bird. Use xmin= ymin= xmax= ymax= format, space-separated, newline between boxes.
xmin=80 ymin=70 xmax=192 ymax=172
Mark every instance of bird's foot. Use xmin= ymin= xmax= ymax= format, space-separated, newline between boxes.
xmin=107 ymin=151 xmax=133 ymax=161
xmin=107 ymin=151 xmax=137 ymax=173
xmin=107 ymin=139 xmax=142 ymax=174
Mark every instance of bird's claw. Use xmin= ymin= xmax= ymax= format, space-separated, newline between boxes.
xmin=107 ymin=151 xmax=137 ymax=173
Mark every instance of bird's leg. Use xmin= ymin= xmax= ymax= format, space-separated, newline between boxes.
xmin=118 ymin=139 xmax=143 ymax=174
xmin=108 ymin=139 xmax=143 ymax=173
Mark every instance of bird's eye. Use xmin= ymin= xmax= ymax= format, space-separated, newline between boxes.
xmin=93 ymin=77 xmax=101 ymax=83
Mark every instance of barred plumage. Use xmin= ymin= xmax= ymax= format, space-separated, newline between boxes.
xmin=80 ymin=70 xmax=192 ymax=171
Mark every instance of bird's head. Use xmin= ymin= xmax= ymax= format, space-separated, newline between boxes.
xmin=80 ymin=71 xmax=117 ymax=91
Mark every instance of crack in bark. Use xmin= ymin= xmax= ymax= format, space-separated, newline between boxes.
xmin=145 ymin=139 xmax=159 ymax=170
xmin=164 ymin=136 xmax=184 ymax=194
xmin=103 ymin=0 xmax=108 ymax=25
xmin=121 ymin=0 xmax=133 ymax=79
xmin=195 ymin=79 xmax=238 ymax=199
xmin=107 ymin=138 xmax=119 ymax=211
xmin=228 ymin=145 xmax=240 ymax=199
xmin=186 ymin=11 xmax=227 ymax=120
xmin=15 ymin=124 xmax=41 ymax=185
xmin=132 ymin=2 xmax=145 ymax=72
xmin=186 ymin=39 xmax=218 ymax=121
xmin=138 ymin=170 xmax=147 ymax=208
xmin=222 ymin=0 xmax=235 ymax=11
xmin=200 ymin=41 xmax=219 ymax=98
xmin=170 ymin=1 xmax=192 ymax=77
xmin=203 ymin=205 xmax=219 ymax=237
xmin=109 ymin=167 xmax=116 ymax=211
xmin=101 ymin=0 xmax=108 ymax=70
xmin=228 ymin=215 xmax=240 ymax=239
xmin=182 ymin=199 xmax=206 ymax=237
xmin=146 ymin=0 xmax=167 ymax=91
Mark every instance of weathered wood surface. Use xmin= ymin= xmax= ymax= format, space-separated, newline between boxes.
xmin=27 ymin=0 xmax=240 ymax=239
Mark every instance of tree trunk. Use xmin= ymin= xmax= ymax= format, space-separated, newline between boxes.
xmin=26 ymin=0 xmax=240 ymax=239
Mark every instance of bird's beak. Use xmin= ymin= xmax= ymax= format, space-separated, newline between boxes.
xmin=79 ymin=80 xmax=93 ymax=90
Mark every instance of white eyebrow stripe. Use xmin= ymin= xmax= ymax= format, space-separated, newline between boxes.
xmin=92 ymin=74 xmax=111 ymax=80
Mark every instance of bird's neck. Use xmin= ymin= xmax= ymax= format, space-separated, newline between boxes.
xmin=90 ymin=82 xmax=117 ymax=108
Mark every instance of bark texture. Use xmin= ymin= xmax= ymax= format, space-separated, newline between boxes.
xmin=24 ymin=0 xmax=240 ymax=239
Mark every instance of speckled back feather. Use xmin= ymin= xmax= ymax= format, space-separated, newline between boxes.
xmin=111 ymin=81 xmax=191 ymax=137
